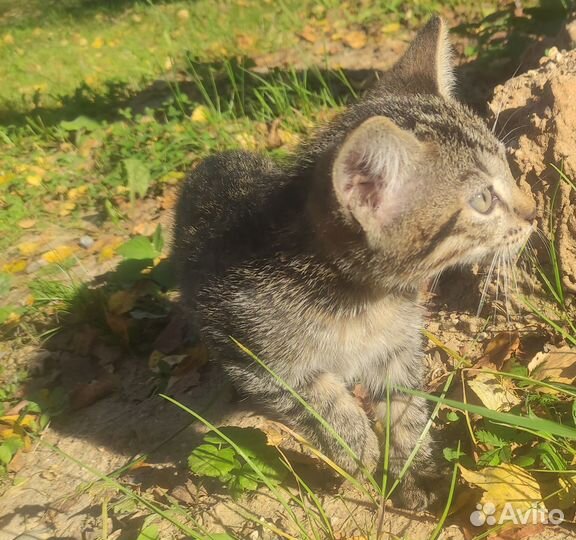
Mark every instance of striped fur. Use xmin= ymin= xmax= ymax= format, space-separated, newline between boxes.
xmin=172 ymin=17 xmax=535 ymax=510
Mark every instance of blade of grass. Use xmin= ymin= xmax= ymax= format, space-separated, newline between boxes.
xmin=430 ymin=441 xmax=460 ymax=540
xmin=398 ymin=387 xmax=576 ymax=440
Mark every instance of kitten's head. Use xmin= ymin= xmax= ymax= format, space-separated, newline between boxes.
xmin=330 ymin=17 xmax=535 ymax=283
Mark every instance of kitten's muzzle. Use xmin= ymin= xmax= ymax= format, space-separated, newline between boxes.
xmin=513 ymin=194 xmax=537 ymax=222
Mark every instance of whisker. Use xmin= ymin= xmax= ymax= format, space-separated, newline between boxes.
xmin=496 ymin=108 xmax=523 ymax=141
xmin=478 ymin=250 xmax=498 ymax=317
xmin=501 ymin=124 xmax=529 ymax=147
xmin=491 ymin=98 xmax=505 ymax=134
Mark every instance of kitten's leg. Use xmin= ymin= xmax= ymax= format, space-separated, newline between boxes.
xmin=365 ymin=355 xmax=445 ymax=510
xmin=374 ymin=392 xmax=445 ymax=510
xmin=226 ymin=363 xmax=380 ymax=475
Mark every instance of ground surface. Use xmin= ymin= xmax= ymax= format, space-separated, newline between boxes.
xmin=1 ymin=1 xmax=576 ymax=540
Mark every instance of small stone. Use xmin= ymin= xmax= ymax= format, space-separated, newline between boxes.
xmin=547 ymin=46 xmax=559 ymax=60
xmin=26 ymin=260 xmax=45 ymax=274
xmin=79 ymin=235 xmax=94 ymax=249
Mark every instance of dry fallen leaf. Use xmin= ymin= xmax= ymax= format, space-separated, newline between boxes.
xmin=266 ymin=118 xmax=282 ymax=149
xmin=381 ymin=22 xmax=401 ymax=34
xmin=26 ymin=174 xmax=43 ymax=186
xmin=70 ymin=378 xmax=117 ymax=410
xmin=17 ymin=241 xmax=40 ymax=256
xmin=299 ymin=25 xmax=319 ymax=43
xmin=236 ymin=33 xmax=256 ymax=49
xmin=475 ymin=331 xmax=520 ymax=370
xmin=343 ymin=30 xmax=367 ymax=49
xmin=153 ymin=314 xmax=189 ymax=354
xmin=2 ymin=259 xmax=27 ymax=273
xmin=460 ymin=463 xmax=545 ymax=518
xmin=59 ymin=201 xmax=76 ymax=217
xmin=42 ymin=245 xmax=76 ymax=264
xmin=235 ymin=132 xmax=257 ymax=149
xmin=132 ymin=221 xmax=158 ymax=236
xmin=491 ymin=523 xmax=545 ymax=540
xmin=191 ymin=105 xmax=209 ymax=124
xmin=528 ymin=346 xmax=576 ymax=385
xmin=148 ymin=343 xmax=208 ymax=376
xmin=18 ymin=218 xmax=36 ymax=229
xmin=67 ymin=185 xmax=88 ymax=201
xmin=467 ymin=372 xmax=520 ymax=411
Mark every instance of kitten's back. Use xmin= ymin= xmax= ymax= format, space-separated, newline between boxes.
xmin=173 ymin=150 xmax=302 ymax=299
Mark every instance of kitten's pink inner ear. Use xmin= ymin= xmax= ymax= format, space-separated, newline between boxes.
xmin=332 ymin=116 xmax=422 ymax=227
xmin=391 ymin=16 xmax=455 ymax=99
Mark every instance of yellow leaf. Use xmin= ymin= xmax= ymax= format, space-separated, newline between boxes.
xmin=277 ymin=128 xmax=300 ymax=148
xmin=177 ymin=8 xmax=190 ymax=20
xmin=191 ymin=105 xmax=209 ymax=124
xmin=2 ymin=260 xmax=27 ymax=273
xmin=0 ymin=414 xmax=37 ymax=429
xmin=17 ymin=242 xmax=40 ymax=256
xmin=235 ymin=132 xmax=256 ymax=149
xmin=343 ymin=30 xmax=367 ymax=49
xmin=99 ymin=245 xmax=117 ymax=262
xmin=26 ymin=174 xmax=42 ymax=186
xmin=42 ymin=245 xmax=75 ymax=264
xmin=0 ymin=427 xmax=15 ymax=439
xmin=460 ymin=464 xmax=546 ymax=521
xmin=59 ymin=201 xmax=76 ymax=217
xmin=2 ymin=311 xmax=21 ymax=324
xmin=67 ymin=185 xmax=88 ymax=201
xmin=159 ymin=171 xmax=185 ymax=184
xmin=3 ymin=34 xmax=14 ymax=45
xmin=91 ymin=37 xmax=104 ymax=48
xmin=0 ymin=173 xmax=14 ymax=185
xmin=467 ymin=372 xmax=520 ymax=411
xmin=381 ymin=22 xmax=401 ymax=34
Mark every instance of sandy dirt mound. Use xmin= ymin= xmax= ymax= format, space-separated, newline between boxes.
xmin=490 ymin=44 xmax=576 ymax=292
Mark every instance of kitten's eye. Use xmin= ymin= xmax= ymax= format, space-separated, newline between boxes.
xmin=469 ymin=188 xmax=495 ymax=214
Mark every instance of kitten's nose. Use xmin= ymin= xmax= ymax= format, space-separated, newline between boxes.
xmin=514 ymin=191 xmax=537 ymax=222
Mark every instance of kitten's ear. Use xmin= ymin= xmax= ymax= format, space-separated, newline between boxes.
xmin=391 ymin=16 xmax=455 ymax=99
xmin=333 ymin=116 xmax=421 ymax=228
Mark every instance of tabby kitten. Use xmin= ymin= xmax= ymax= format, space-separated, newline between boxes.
xmin=173 ymin=17 xmax=535 ymax=509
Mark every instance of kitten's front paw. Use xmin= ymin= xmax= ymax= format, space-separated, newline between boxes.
xmin=394 ymin=467 xmax=449 ymax=511
xmin=330 ymin=428 xmax=380 ymax=477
